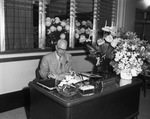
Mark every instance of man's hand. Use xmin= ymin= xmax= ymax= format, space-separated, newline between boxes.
xmin=48 ymin=73 xmax=58 ymax=79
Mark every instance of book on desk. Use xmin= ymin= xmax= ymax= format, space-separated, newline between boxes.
xmin=36 ymin=79 xmax=56 ymax=91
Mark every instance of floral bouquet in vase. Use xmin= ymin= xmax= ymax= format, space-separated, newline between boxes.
xmin=109 ymin=31 xmax=150 ymax=86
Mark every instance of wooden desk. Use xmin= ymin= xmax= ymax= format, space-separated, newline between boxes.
xmin=29 ymin=79 xmax=142 ymax=119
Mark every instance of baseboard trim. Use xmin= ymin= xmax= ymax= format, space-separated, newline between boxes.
xmin=0 ymin=87 xmax=30 ymax=113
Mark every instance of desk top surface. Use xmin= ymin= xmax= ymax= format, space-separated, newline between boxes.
xmin=29 ymin=78 xmax=142 ymax=107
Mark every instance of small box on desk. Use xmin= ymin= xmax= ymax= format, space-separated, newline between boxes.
xmin=101 ymin=77 xmax=116 ymax=92
xmin=79 ymin=85 xmax=95 ymax=96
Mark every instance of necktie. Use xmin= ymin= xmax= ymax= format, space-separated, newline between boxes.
xmin=59 ymin=56 xmax=62 ymax=73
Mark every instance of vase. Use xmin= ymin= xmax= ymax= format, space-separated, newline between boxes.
xmin=96 ymin=58 xmax=112 ymax=79
xmin=120 ymin=71 xmax=132 ymax=86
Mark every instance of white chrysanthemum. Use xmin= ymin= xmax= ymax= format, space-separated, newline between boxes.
xmin=60 ymin=33 xmax=66 ymax=39
xmin=82 ymin=21 xmax=87 ymax=25
xmin=80 ymin=28 xmax=86 ymax=33
xmin=75 ymin=29 xmax=80 ymax=34
xmin=75 ymin=33 xmax=79 ymax=39
xmin=61 ymin=21 xmax=66 ymax=27
xmin=57 ymin=26 xmax=62 ymax=31
xmin=79 ymin=35 xmax=86 ymax=43
xmin=85 ymin=29 xmax=90 ymax=34
xmin=55 ymin=17 xmax=60 ymax=24
xmin=50 ymin=26 xmax=56 ymax=32
xmin=76 ymin=22 xmax=80 ymax=27
xmin=65 ymin=25 xmax=70 ymax=31
xmin=45 ymin=21 xmax=51 ymax=27
xmin=46 ymin=17 xmax=51 ymax=22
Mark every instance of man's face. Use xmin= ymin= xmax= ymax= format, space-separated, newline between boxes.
xmin=56 ymin=44 xmax=67 ymax=57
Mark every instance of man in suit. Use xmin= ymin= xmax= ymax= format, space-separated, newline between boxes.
xmin=39 ymin=39 xmax=73 ymax=80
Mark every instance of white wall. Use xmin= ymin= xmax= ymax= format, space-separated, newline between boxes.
xmin=0 ymin=50 xmax=94 ymax=94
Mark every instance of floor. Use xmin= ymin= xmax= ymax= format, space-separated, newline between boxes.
xmin=0 ymin=89 xmax=150 ymax=119
xmin=138 ymin=89 xmax=150 ymax=119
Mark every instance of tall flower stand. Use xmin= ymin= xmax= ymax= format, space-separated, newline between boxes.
xmin=120 ymin=71 xmax=132 ymax=86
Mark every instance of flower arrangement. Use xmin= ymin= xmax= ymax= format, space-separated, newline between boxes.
xmin=110 ymin=32 xmax=150 ymax=78
xmin=86 ymin=25 xmax=150 ymax=78
xmin=75 ymin=20 xmax=93 ymax=46
xmin=86 ymin=26 xmax=123 ymax=66
xmin=45 ymin=17 xmax=70 ymax=46
xmin=45 ymin=17 xmax=93 ymax=47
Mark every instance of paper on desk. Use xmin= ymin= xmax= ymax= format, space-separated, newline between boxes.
xmin=80 ymin=72 xmax=101 ymax=78
xmin=82 ymin=76 xmax=89 ymax=80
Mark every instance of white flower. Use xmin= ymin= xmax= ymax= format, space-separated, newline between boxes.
xmin=80 ymin=28 xmax=86 ymax=33
xmin=60 ymin=33 xmax=66 ymax=39
xmin=57 ymin=26 xmax=62 ymax=31
xmin=102 ymin=26 xmax=111 ymax=32
xmin=61 ymin=21 xmax=66 ymax=27
xmin=96 ymin=57 xmax=100 ymax=66
xmin=76 ymin=22 xmax=80 ymax=27
xmin=127 ymin=52 xmax=131 ymax=56
xmin=79 ymin=35 xmax=86 ymax=43
xmin=131 ymin=45 xmax=136 ymax=50
xmin=111 ymin=38 xmax=120 ymax=47
xmin=46 ymin=17 xmax=51 ymax=22
xmin=105 ymin=35 xmax=113 ymax=43
xmin=115 ymin=52 xmax=123 ymax=61
xmin=45 ymin=20 xmax=51 ymax=27
xmin=110 ymin=27 xmax=117 ymax=36
xmin=55 ymin=17 xmax=60 ymax=24
xmin=50 ymin=26 xmax=56 ymax=32
xmin=75 ymin=29 xmax=80 ymax=34
xmin=65 ymin=25 xmax=70 ymax=31
xmin=85 ymin=29 xmax=90 ymax=34
xmin=86 ymin=39 xmax=92 ymax=42
xmin=82 ymin=21 xmax=87 ymax=25
xmin=141 ymin=46 xmax=145 ymax=51
xmin=97 ymin=38 xmax=105 ymax=46
xmin=75 ymin=33 xmax=79 ymax=39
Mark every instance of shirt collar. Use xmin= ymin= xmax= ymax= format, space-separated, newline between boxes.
xmin=55 ymin=51 xmax=61 ymax=61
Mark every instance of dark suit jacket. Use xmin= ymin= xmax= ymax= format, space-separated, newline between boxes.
xmin=39 ymin=51 xmax=73 ymax=80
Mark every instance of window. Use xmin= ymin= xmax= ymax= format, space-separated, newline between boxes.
xmin=5 ymin=0 xmax=34 ymax=50
xmin=0 ymin=0 xmax=118 ymax=52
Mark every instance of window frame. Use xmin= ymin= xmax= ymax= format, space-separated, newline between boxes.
xmin=0 ymin=0 xmax=120 ymax=54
